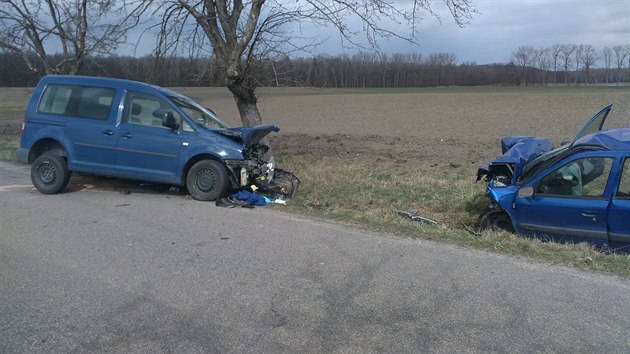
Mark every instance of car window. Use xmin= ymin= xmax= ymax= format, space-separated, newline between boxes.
xmin=124 ymin=91 xmax=181 ymax=129
xmin=38 ymin=84 xmax=114 ymax=120
xmin=169 ymin=95 xmax=229 ymax=129
xmin=537 ymin=157 xmax=613 ymax=197
xmin=616 ymin=159 xmax=630 ymax=198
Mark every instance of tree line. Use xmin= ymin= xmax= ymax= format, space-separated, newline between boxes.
xmin=0 ymin=1 xmax=627 ymax=126
xmin=1 ymin=49 xmax=629 ymax=88
xmin=511 ymin=44 xmax=630 ymax=86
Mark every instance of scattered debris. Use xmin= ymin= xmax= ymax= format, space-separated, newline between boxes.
xmin=464 ymin=224 xmax=481 ymax=236
xmin=394 ymin=209 xmax=438 ymax=225
xmin=215 ymin=169 xmax=300 ymax=209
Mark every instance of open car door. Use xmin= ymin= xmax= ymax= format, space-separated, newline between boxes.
xmin=573 ymin=104 xmax=613 ymax=143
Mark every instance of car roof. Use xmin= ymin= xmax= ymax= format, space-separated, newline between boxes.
xmin=573 ymin=128 xmax=630 ymax=151
xmin=40 ymin=75 xmax=180 ymax=97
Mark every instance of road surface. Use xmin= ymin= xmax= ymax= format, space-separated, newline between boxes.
xmin=1 ymin=161 xmax=629 ymax=353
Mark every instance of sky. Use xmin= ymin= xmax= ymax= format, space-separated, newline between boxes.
xmin=304 ymin=0 xmax=630 ymax=65
xmin=124 ymin=0 xmax=630 ymax=66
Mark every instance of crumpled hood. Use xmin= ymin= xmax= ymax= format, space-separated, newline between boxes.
xmin=214 ymin=124 xmax=280 ymax=147
xmin=477 ymin=136 xmax=552 ymax=184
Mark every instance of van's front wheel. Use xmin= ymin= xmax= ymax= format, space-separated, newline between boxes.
xmin=31 ymin=154 xmax=70 ymax=194
xmin=186 ymin=160 xmax=229 ymax=201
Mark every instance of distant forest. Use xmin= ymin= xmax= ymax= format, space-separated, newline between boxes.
xmin=1 ymin=50 xmax=629 ymax=88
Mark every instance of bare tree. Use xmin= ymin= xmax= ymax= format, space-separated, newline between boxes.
xmin=579 ymin=44 xmax=598 ymax=84
xmin=511 ymin=46 xmax=534 ymax=86
xmin=573 ymin=44 xmax=584 ymax=85
xmin=550 ymin=44 xmax=562 ymax=84
xmin=612 ymin=44 xmax=629 ymax=85
xmin=559 ymin=44 xmax=575 ymax=85
xmin=155 ymin=0 xmax=476 ymax=127
xmin=533 ymin=47 xmax=551 ymax=86
xmin=602 ymin=46 xmax=613 ymax=84
xmin=0 ymin=0 xmax=149 ymax=75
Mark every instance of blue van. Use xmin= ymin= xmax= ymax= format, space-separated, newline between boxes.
xmin=16 ymin=75 xmax=279 ymax=201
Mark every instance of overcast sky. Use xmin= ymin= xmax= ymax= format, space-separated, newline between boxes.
xmin=126 ymin=0 xmax=629 ymax=66
xmin=304 ymin=0 xmax=630 ymax=65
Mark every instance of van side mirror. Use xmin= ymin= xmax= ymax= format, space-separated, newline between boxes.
xmin=162 ymin=111 xmax=179 ymax=130
xmin=518 ymin=186 xmax=534 ymax=198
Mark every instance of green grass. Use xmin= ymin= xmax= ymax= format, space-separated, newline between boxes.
xmin=0 ymin=106 xmax=25 ymax=115
xmin=0 ymin=137 xmax=18 ymax=161
xmin=275 ymin=155 xmax=630 ymax=276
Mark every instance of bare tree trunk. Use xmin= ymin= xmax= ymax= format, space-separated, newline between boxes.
xmin=231 ymin=90 xmax=263 ymax=126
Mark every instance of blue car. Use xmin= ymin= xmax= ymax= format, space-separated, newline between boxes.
xmin=16 ymin=75 xmax=279 ymax=201
xmin=477 ymin=105 xmax=630 ymax=252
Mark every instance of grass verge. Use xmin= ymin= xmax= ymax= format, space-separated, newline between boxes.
xmin=0 ymin=136 xmax=628 ymax=276
xmin=276 ymin=155 xmax=630 ymax=276
xmin=0 ymin=136 xmax=18 ymax=161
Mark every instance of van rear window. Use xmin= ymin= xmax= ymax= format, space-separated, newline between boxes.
xmin=38 ymin=84 xmax=115 ymax=120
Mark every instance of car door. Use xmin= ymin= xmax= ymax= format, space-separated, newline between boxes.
xmin=608 ymin=156 xmax=630 ymax=247
xmin=573 ymin=104 xmax=612 ymax=142
xmin=511 ymin=154 xmax=615 ymax=245
xmin=115 ymin=91 xmax=183 ymax=183
xmin=44 ymin=84 xmax=120 ymax=172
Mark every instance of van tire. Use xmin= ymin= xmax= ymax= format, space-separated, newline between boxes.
xmin=31 ymin=154 xmax=70 ymax=194
xmin=186 ymin=160 xmax=229 ymax=201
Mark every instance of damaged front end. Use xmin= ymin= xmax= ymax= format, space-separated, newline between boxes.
xmin=217 ymin=124 xmax=279 ymax=188
xmin=477 ymin=136 xmax=552 ymax=232
xmin=217 ymin=124 xmax=300 ymax=198
xmin=477 ymin=136 xmax=553 ymax=186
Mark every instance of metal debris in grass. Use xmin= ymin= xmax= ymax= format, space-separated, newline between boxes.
xmin=394 ymin=209 xmax=438 ymax=225
xmin=464 ymin=224 xmax=481 ymax=236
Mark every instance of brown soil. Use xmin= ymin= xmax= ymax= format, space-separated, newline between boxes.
xmin=3 ymin=87 xmax=629 ymax=174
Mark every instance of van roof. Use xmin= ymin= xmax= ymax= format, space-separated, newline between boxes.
xmin=40 ymin=75 xmax=181 ymax=97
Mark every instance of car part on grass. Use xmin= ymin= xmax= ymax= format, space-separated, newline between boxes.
xmin=255 ymin=169 xmax=301 ymax=199
xmin=395 ymin=209 xmax=438 ymax=225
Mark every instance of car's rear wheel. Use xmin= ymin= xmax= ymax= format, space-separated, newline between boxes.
xmin=186 ymin=160 xmax=229 ymax=201
xmin=480 ymin=209 xmax=514 ymax=233
xmin=31 ymin=154 xmax=70 ymax=194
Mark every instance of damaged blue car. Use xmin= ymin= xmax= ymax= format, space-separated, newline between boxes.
xmin=477 ymin=104 xmax=630 ymax=252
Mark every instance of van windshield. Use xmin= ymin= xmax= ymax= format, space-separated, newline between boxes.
xmin=169 ymin=96 xmax=229 ymax=129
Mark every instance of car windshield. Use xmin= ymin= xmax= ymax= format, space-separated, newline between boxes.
xmin=169 ymin=95 xmax=230 ymax=129
xmin=517 ymin=144 xmax=570 ymax=183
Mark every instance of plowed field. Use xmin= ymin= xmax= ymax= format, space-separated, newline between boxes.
xmin=3 ymin=86 xmax=629 ymax=172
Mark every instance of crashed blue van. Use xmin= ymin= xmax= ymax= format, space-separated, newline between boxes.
xmin=478 ymin=105 xmax=630 ymax=252
xmin=16 ymin=75 xmax=278 ymax=201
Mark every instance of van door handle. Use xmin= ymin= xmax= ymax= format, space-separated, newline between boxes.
xmin=103 ymin=129 xmax=113 ymax=136
xmin=121 ymin=132 xmax=133 ymax=139
xmin=581 ymin=210 xmax=598 ymax=218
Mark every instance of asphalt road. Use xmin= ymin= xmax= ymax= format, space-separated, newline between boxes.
xmin=1 ymin=161 xmax=629 ymax=353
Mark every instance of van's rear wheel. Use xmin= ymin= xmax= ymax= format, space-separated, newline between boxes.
xmin=186 ymin=160 xmax=229 ymax=201
xmin=31 ymin=154 xmax=70 ymax=194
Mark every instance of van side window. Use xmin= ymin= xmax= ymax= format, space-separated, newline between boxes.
xmin=38 ymin=84 xmax=115 ymax=120
xmin=123 ymin=91 xmax=181 ymax=129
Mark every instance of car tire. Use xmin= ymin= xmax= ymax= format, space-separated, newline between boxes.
xmin=186 ymin=160 xmax=229 ymax=201
xmin=31 ymin=154 xmax=70 ymax=194
xmin=479 ymin=209 xmax=514 ymax=233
